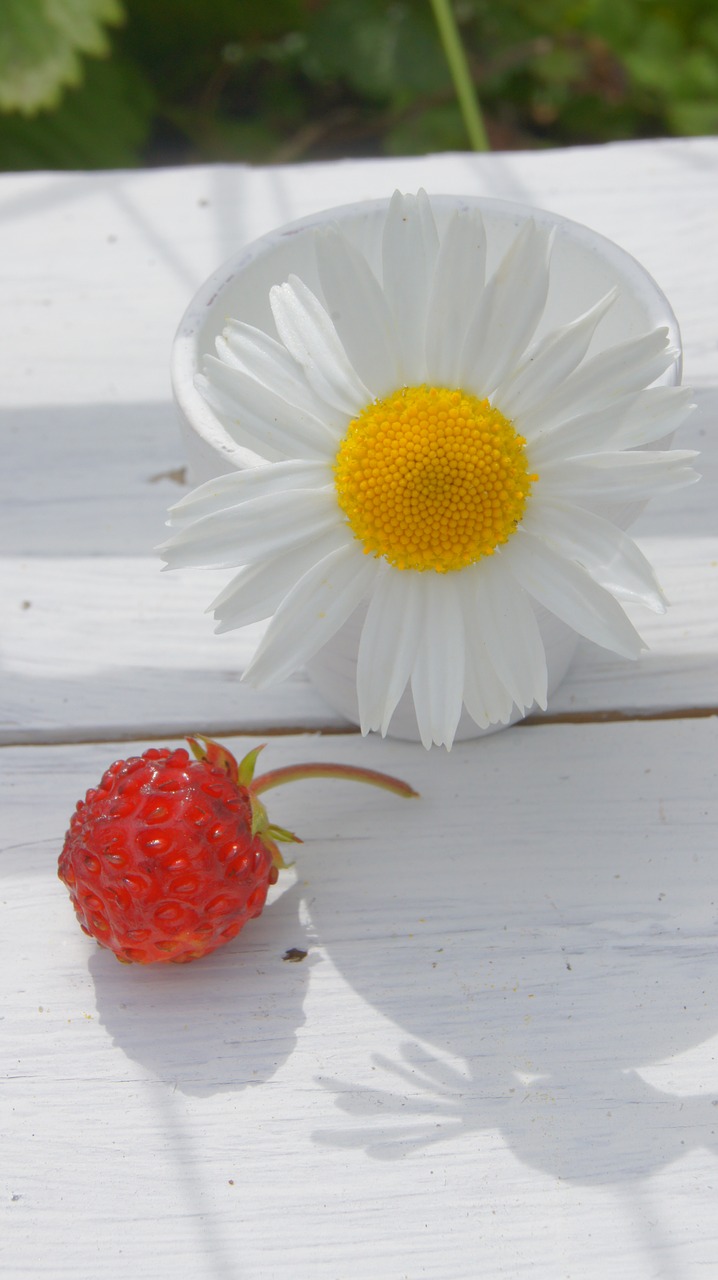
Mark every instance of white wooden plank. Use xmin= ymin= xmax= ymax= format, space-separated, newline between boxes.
xmin=3 ymin=140 xmax=718 ymax=1280
xmin=2 ymin=141 xmax=717 ymax=742
xmin=4 ymin=718 xmax=718 ymax=1278
xmin=1 ymin=390 xmax=713 ymax=742
xmin=1 ymin=139 xmax=716 ymax=412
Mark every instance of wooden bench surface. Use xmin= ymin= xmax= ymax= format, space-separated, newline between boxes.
xmin=3 ymin=137 xmax=717 ymax=1279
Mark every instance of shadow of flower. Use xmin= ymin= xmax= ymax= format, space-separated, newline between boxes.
xmin=288 ymin=719 xmax=718 ymax=1184
xmin=315 ymin=1040 xmax=718 ymax=1181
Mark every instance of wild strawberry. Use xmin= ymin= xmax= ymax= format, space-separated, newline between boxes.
xmin=58 ymin=735 xmax=416 ymax=965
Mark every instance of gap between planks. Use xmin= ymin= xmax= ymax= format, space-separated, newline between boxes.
xmin=1 ymin=705 xmax=716 ymax=749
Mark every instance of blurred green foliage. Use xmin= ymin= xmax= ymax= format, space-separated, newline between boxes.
xmin=0 ymin=0 xmax=123 ymax=114
xmin=0 ymin=0 xmax=716 ymax=169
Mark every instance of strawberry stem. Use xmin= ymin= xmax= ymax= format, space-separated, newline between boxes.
xmin=251 ymin=762 xmax=418 ymax=799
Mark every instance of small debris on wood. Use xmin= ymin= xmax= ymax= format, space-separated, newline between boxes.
xmin=148 ymin=467 xmax=187 ymax=486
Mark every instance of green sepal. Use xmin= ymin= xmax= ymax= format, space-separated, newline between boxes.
xmin=187 ymin=734 xmax=239 ymax=777
xmin=237 ymin=744 xmax=265 ymax=787
xmin=262 ymin=837 xmax=293 ymax=872
xmin=249 ymin=794 xmax=268 ymax=838
xmin=265 ymin=823 xmax=302 ymax=845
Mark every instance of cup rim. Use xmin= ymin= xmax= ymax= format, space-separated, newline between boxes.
xmin=172 ymin=193 xmax=682 ymax=473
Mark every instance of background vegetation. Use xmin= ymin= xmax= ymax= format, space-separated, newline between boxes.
xmin=2 ymin=0 xmax=717 ymax=170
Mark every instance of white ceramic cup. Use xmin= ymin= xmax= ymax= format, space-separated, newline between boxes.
xmin=171 ymin=195 xmax=682 ymax=740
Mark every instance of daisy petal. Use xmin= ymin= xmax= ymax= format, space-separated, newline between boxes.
xmin=159 ymin=488 xmax=339 ymax=570
xmin=461 ymin=628 xmax=515 ymax=730
xmin=459 ymin=220 xmax=553 ymax=396
xmin=356 ymin=567 xmax=423 ymax=735
xmin=603 ymin=386 xmax=696 ymax=451
xmin=168 ymin=192 xmax=695 ymax=749
xmin=424 ymin=208 xmax=487 ymax=387
xmin=466 ymin=563 xmax=547 ymax=713
xmin=522 ymin=500 xmax=666 ymax=611
xmin=270 ymin=276 xmax=370 ymax=417
xmin=409 ymin=574 xmax=466 ymax=749
xmin=199 ymin=361 xmax=337 ymax=460
xmin=316 ymin=227 xmax=401 ymax=398
xmin=538 ymin=450 xmax=699 ymax=502
xmin=528 ymin=387 xmax=695 ymax=464
xmin=217 ymin=320 xmax=348 ymax=429
xmin=210 ymin=526 xmax=353 ymax=631
xmin=497 ymin=288 xmax=618 ymax=421
xmin=244 ymin=543 xmax=379 ymax=687
xmin=503 ymin=533 xmax=645 ymax=658
xmin=520 ymin=328 xmax=676 ymax=434
xmin=168 ymin=460 xmax=332 ymax=525
xmin=382 ymin=190 xmax=440 ymax=384
xmin=527 ymin=401 xmax=622 ymax=466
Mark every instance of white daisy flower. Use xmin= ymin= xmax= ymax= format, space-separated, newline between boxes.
xmin=161 ymin=191 xmax=698 ymax=749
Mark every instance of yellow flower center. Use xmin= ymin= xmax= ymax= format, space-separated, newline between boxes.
xmin=333 ymin=385 xmax=537 ymax=573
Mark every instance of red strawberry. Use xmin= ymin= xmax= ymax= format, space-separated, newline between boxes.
xmin=58 ymin=735 xmax=416 ymax=965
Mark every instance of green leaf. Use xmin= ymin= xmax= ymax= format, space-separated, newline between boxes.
xmin=668 ymin=98 xmax=718 ymax=135
xmin=118 ymin=0 xmax=306 ymax=107
xmin=392 ymin=9 xmax=451 ymax=96
xmin=170 ymin=111 xmax=285 ymax=164
xmin=0 ymin=54 xmax=152 ymax=169
xmin=533 ymin=45 xmax=586 ymax=88
xmin=302 ymin=0 xmax=402 ymax=101
xmin=0 ymin=0 xmax=125 ymax=116
xmin=385 ymin=101 xmax=467 ymax=155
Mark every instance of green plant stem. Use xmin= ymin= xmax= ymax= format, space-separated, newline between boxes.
xmin=428 ymin=0 xmax=489 ymax=151
xmin=252 ymin=762 xmax=419 ymax=799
